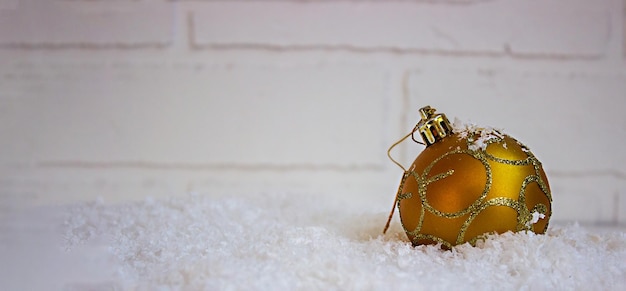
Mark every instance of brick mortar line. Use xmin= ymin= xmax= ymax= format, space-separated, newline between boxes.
xmin=170 ymin=0 xmax=495 ymax=5
xmin=0 ymin=62 xmax=622 ymax=78
xmin=399 ymin=70 xmax=411 ymax=165
xmin=613 ymin=192 xmax=619 ymax=223
xmin=549 ymin=169 xmax=626 ymax=180
xmin=0 ymin=40 xmax=607 ymax=61
xmin=37 ymin=161 xmax=385 ymax=172
xmin=195 ymin=43 xmax=604 ymax=60
xmin=0 ymin=42 xmax=171 ymax=50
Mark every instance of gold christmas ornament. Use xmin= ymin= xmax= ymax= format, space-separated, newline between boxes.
xmin=384 ymin=106 xmax=552 ymax=248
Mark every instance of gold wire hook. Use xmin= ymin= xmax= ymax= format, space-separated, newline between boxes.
xmin=383 ymin=127 xmax=425 ymax=234
xmin=386 ymin=127 xmax=424 ymax=172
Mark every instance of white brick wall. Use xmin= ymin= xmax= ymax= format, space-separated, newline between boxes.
xmin=0 ymin=63 xmax=387 ymax=166
xmin=1 ymin=0 xmax=625 ymax=225
xmin=0 ymin=1 xmax=173 ymax=48
xmin=192 ymin=0 xmax=609 ymax=57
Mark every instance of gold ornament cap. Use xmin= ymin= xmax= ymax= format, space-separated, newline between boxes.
xmin=414 ymin=106 xmax=453 ymax=146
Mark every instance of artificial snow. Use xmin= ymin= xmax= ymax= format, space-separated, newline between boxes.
xmin=452 ymin=118 xmax=505 ymax=151
xmin=60 ymin=193 xmax=626 ymax=290
xmin=526 ymin=211 xmax=547 ymax=227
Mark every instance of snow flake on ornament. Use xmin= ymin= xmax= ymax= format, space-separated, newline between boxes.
xmin=525 ymin=211 xmax=547 ymax=228
xmin=452 ymin=118 xmax=504 ymax=151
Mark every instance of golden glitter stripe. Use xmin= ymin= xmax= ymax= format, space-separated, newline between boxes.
xmin=456 ymin=197 xmax=520 ymax=244
xmin=416 ymin=149 xmax=492 ymax=219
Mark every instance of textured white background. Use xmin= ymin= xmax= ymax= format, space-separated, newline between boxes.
xmin=0 ymin=0 xmax=625 ymax=225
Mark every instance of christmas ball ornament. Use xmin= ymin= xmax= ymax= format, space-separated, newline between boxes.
xmin=384 ymin=106 xmax=552 ymax=248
